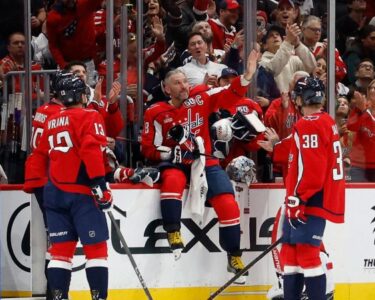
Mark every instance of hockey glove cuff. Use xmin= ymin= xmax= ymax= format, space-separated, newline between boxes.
xmin=286 ymin=196 xmax=307 ymax=229
xmin=114 ymin=167 xmax=135 ymax=183
xmin=91 ymin=178 xmax=113 ymax=211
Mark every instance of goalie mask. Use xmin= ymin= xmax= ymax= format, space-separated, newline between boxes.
xmin=226 ymin=156 xmax=257 ymax=185
xmin=54 ymin=72 xmax=87 ymax=106
xmin=231 ymin=111 xmax=266 ymax=142
xmin=210 ymin=118 xmax=233 ymax=159
xmin=293 ymin=76 xmax=325 ymax=106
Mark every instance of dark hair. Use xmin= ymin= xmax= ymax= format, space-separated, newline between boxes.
xmin=187 ymin=32 xmax=206 ymax=44
xmin=359 ymin=25 xmax=375 ymax=40
xmin=64 ymin=60 xmax=87 ymax=72
xmin=7 ymin=32 xmax=25 ymax=45
xmin=357 ymin=58 xmax=374 ymax=70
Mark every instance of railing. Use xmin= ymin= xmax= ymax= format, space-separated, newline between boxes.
xmin=0 ymin=70 xmax=57 ymax=183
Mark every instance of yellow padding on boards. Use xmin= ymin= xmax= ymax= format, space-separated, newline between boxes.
xmin=68 ymin=283 xmax=375 ymax=300
xmin=0 ymin=291 xmax=32 ymax=297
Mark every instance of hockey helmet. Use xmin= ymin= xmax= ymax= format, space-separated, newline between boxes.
xmin=293 ymin=76 xmax=325 ymax=106
xmin=210 ymin=118 xmax=233 ymax=158
xmin=54 ymin=72 xmax=87 ymax=106
xmin=225 ymin=156 xmax=257 ymax=185
xmin=231 ymin=111 xmax=266 ymax=142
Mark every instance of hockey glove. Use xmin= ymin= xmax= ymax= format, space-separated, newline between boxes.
xmin=286 ymin=196 xmax=307 ymax=229
xmin=129 ymin=165 xmax=160 ymax=187
xmin=168 ymin=125 xmax=200 ymax=163
xmin=157 ymin=145 xmax=199 ymax=165
xmin=113 ymin=167 xmax=135 ymax=183
xmin=91 ymin=179 xmax=113 ymax=211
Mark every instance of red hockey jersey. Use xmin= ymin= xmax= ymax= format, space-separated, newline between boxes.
xmin=141 ymin=76 xmax=249 ymax=166
xmin=31 ymin=100 xmax=64 ymax=151
xmin=285 ymin=112 xmax=345 ymax=223
xmin=208 ymin=18 xmax=237 ymax=50
xmin=346 ymin=108 xmax=375 ymax=169
xmin=24 ymin=108 xmax=107 ymax=195
xmin=87 ymin=98 xmax=124 ymax=138
xmin=47 ymin=0 xmax=102 ymax=67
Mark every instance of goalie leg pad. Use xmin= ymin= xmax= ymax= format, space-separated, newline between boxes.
xmin=271 ymin=206 xmax=285 ymax=273
xmin=83 ymin=241 xmax=108 ymax=259
xmin=209 ymin=194 xmax=241 ymax=254
xmin=160 ymin=168 xmax=187 ymax=232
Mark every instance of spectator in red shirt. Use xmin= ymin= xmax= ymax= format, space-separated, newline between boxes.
xmin=347 ymin=79 xmax=375 ymax=182
xmin=0 ymin=32 xmax=42 ymax=95
xmin=208 ymin=0 xmax=240 ymax=50
xmin=47 ymin=0 xmax=103 ymax=86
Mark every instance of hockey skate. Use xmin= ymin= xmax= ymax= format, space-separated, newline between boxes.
xmin=266 ymin=284 xmax=284 ymax=299
xmin=227 ymin=254 xmax=249 ymax=284
xmin=51 ymin=289 xmax=67 ymax=300
xmin=167 ymin=231 xmax=184 ymax=260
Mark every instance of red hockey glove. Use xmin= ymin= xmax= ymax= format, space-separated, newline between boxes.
xmin=91 ymin=179 xmax=113 ymax=211
xmin=286 ymin=196 xmax=307 ymax=229
xmin=113 ymin=167 xmax=135 ymax=183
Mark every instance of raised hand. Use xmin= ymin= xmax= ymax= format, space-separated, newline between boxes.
xmin=151 ymin=16 xmax=164 ymax=41
xmin=243 ymin=48 xmax=261 ymax=81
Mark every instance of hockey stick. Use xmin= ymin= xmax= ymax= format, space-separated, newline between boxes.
xmin=207 ymin=237 xmax=283 ymax=300
xmin=113 ymin=204 xmax=127 ymax=218
xmin=116 ymin=136 xmax=220 ymax=159
xmin=107 ymin=211 xmax=153 ymax=300
xmin=158 ymin=148 xmax=220 ymax=159
xmin=115 ymin=136 xmax=139 ymax=143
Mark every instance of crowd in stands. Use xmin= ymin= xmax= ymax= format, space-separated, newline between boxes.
xmin=0 ymin=0 xmax=375 ymax=183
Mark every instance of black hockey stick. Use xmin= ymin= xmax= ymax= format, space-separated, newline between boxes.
xmin=158 ymin=148 xmax=219 ymax=159
xmin=113 ymin=204 xmax=127 ymax=218
xmin=107 ymin=211 xmax=153 ymax=300
xmin=207 ymin=237 xmax=283 ymax=300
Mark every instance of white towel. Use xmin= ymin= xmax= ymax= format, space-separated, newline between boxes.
xmin=185 ymin=137 xmax=208 ymax=225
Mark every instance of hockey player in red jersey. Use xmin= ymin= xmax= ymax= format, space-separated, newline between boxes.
xmin=27 ymin=72 xmax=66 ymax=300
xmin=24 ymin=74 xmax=112 ymax=300
xmin=141 ymin=49 xmax=259 ymax=283
xmin=279 ymin=77 xmax=345 ymax=300
xmin=258 ymin=78 xmax=337 ymax=300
